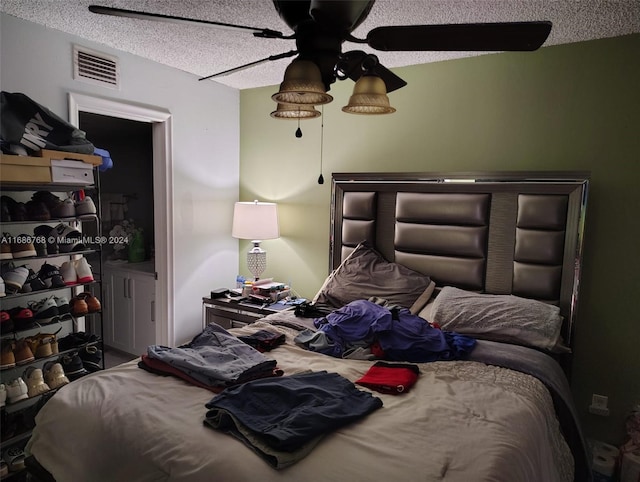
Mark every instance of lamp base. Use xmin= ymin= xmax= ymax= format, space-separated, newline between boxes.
xmin=247 ymin=242 xmax=267 ymax=281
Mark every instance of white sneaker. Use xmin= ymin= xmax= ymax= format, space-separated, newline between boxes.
xmin=28 ymin=296 xmax=59 ymax=324
xmin=0 ymin=383 xmax=6 ymax=407
xmin=74 ymin=256 xmax=94 ymax=283
xmin=75 ymin=196 xmax=97 ymax=219
xmin=6 ymin=377 xmax=28 ymax=403
xmin=23 ymin=366 xmax=51 ymax=398
xmin=3 ymin=266 xmax=29 ymax=294
xmin=43 ymin=361 xmax=70 ymax=389
xmin=51 ymin=198 xmax=76 ymax=219
xmin=60 ymin=260 xmax=78 ymax=285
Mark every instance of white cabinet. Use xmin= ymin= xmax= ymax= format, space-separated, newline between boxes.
xmin=103 ymin=263 xmax=156 ymax=356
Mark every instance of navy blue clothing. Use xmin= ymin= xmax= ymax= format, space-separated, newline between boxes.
xmin=204 ymin=371 xmax=383 ymax=468
xmin=310 ymin=300 xmax=476 ymax=362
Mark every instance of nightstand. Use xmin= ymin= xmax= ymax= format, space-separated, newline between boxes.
xmin=202 ymin=296 xmax=292 ymax=330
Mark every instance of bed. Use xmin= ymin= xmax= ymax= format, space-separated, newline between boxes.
xmin=25 ymin=171 xmax=592 ymax=482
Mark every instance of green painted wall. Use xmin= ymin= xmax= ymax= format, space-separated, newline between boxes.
xmin=240 ymin=34 xmax=640 ymax=445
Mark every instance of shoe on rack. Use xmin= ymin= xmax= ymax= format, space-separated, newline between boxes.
xmin=51 ymin=198 xmax=76 ymax=219
xmin=23 ymin=366 xmax=51 ymax=398
xmin=51 ymin=223 xmax=85 ymax=253
xmin=75 ymin=195 xmax=97 ymax=219
xmin=0 ymin=310 xmax=13 ymax=333
xmin=70 ymin=295 xmax=89 ymax=316
xmin=57 ymin=332 xmax=98 ymax=351
xmin=34 ymin=225 xmax=58 ymax=255
xmin=53 ymin=295 xmax=70 ymax=316
xmin=60 ymin=260 xmax=78 ymax=285
xmin=2 ymin=446 xmax=25 ymax=473
xmin=20 ymin=268 xmax=47 ymax=293
xmin=7 ymin=306 xmax=34 ymax=331
xmin=33 ymin=234 xmax=47 ymax=256
xmin=1 ymin=341 xmax=16 ymax=369
xmin=1 ymin=195 xmax=13 ymax=222
xmin=38 ymin=263 xmax=65 ymax=289
xmin=0 ymin=275 xmax=5 ymax=297
xmin=13 ymin=339 xmax=35 ymax=365
xmin=0 ymin=384 xmax=6 ymax=408
xmin=32 ymin=191 xmax=62 ymax=212
xmin=0 ymin=234 xmax=12 ymax=260
xmin=58 ymin=352 xmax=88 ymax=381
xmin=79 ymin=292 xmax=101 ymax=313
xmin=43 ymin=361 xmax=70 ymax=389
xmin=36 ymin=329 xmax=60 ymax=356
xmin=2 ymin=446 xmax=26 ymax=473
xmin=78 ymin=345 xmax=103 ymax=372
xmin=25 ymin=334 xmax=53 ymax=359
xmin=25 ymin=200 xmax=50 ymax=221
xmin=28 ymin=296 xmax=60 ymax=325
xmin=4 ymin=197 xmax=27 ymax=222
xmin=74 ymin=256 xmax=94 ymax=283
xmin=6 ymin=378 xmax=28 ymax=403
xmin=3 ymin=266 xmax=29 ymax=294
xmin=11 ymin=234 xmax=37 ymax=258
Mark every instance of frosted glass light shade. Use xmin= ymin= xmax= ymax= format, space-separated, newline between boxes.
xmin=271 ymin=59 xmax=333 ymax=106
xmin=342 ymin=75 xmax=396 ymax=115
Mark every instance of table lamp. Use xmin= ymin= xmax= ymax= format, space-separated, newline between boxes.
xmin=232 ymin=200 xmax=279 ymax=280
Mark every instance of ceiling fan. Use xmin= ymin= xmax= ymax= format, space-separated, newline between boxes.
xmin=89 ymin=1 xmax=551 ymax=114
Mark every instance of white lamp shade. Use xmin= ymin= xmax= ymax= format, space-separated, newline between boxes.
xmin=232 ymin=201 xmax=279 ymax=240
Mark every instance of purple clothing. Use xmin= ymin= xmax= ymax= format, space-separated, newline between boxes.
xmin=312 ymin=300 xmax=476 ymax=362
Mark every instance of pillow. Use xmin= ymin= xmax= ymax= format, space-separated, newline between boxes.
xmin=430 ymin=286 xmax=569 ymax=353
xmin=313 ymin=242 xmax=433 ymax=311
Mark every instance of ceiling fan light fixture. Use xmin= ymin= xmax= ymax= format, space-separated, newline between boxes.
xmin=271 ymin=59 xmax=333 ymax=105
xmin=270 ymin=103 xmax=321 ymax=119
xmin=342 ymin=75 xmax=396 ymax=115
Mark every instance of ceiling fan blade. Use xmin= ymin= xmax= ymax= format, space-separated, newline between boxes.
xmin=88 ymin=5 xmax=287 ymax=39
xmin=198 ymin=50 xmax=298 ymax=81
xmin=367 ymin=22 xmax=552 ymax=52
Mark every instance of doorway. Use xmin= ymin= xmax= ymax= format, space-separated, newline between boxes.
xmin=68 ymin=92 xmax=174 ymax=348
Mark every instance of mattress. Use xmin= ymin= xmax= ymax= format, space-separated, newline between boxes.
xmin=26 ymin=312 xmax=581 ymax=482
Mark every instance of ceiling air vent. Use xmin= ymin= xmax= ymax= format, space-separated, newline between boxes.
xmin=73 ymin=45 xmax=119 ymax=89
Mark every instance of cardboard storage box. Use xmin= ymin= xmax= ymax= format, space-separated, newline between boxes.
xmin=38 ymin=149 xmax=102 ymax=166
xmin=0 ymin=154 xmax=52 ymax=183
xmin=50 ymin=159 xmax=94 ymax=184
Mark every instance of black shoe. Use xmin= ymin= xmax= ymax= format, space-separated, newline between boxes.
xmin=25 ymin=200 xmax=50 ymax=221
xmin=34 ymin=225 xmax=58 ymax=255
xmin=58 ymin=352 xmax=88 ymax=381
xmin=2 ymin=196 xmax=27 ymax=221
xmin=21 ymin=268 xmax=47 ymax=293
xmin=58 ymin=332 xmax=99 ymax=351
xmin=38 ymin=263 xmax=65 ymax=289
xmin=0 ymin=196 xmax=12 ymax=222
xmin=78 ymin=345 xmax=102 ymax=372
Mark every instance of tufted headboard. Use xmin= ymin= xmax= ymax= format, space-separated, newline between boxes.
xmin=330 ymin=172 xmax=589 ymax=347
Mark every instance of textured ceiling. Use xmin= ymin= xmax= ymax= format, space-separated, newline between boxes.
xmin=2 ymin=0 xmax=640 ymax=90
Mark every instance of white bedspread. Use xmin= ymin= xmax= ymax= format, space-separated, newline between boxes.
xmin=27 ymin=318 xmax=574 ymax=482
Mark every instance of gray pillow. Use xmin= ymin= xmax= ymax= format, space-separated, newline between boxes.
xmin=313 ymin=243 xmax=433 ymax=310
xmin=431 ymin=286 xmax=569 ymax=353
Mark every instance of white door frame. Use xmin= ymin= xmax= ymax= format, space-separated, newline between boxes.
xmin=68 ymin=92 xmax=174 ymax=347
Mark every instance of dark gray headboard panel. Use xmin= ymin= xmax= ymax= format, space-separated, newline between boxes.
xmin=330 ymin=172 xmax=589 ymax=345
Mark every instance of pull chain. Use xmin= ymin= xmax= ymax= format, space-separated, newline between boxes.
xmin=318 ymin=105 xmax=324 ymax=184
xmin=295 ymin=107 xmax=302 ymax=138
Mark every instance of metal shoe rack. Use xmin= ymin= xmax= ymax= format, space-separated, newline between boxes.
xmin=0 ymin=178 xmax=104 ymax=481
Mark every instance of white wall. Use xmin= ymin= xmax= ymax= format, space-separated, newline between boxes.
xmin=1 ymin=14 xmax=240 ymax=344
